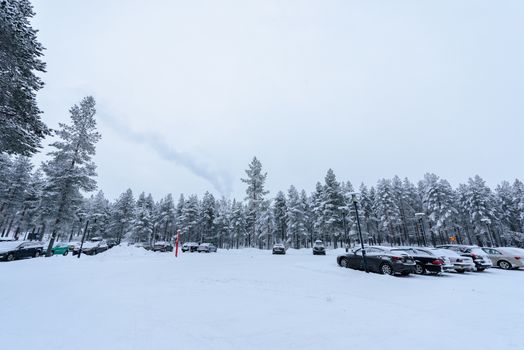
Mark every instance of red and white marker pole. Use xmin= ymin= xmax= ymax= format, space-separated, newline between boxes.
xmin=175 ymin=229 xmax=181 ymax=257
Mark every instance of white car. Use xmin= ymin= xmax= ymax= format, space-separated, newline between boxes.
xmin=430 ymin=248 xmax=475 ymax=273
xmin=197 ymin=243 xmax=217 ymax=253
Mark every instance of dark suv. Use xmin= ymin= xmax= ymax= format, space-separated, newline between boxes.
xmin=313 ymin=240 xmax=326 ymax=255
xmin=272 ymin=243 xmax=286 ymax=255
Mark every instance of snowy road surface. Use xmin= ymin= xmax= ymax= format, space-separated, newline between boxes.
xmin=1 ymin=246 xmax=523 ymax=350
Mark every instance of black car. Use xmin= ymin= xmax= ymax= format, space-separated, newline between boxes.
xmin=152 ymin=241 xmax=174 ymax=252
xmin=272 ymin=243 xmax=286 ymax=255
xmin=390 ymin=247 xmax=446 ymax=275
xmin=437 ymin=245 xmax=493 ymax=272
xmin=72 ymin=240 xmax=109 ymax=256
xmin=337 ymin=246 xmax=416 ymax=276
xmin=0 ymin=241 xmax=44 ymax=262
xmin=313 ymin=240 xmax=326 ymax=255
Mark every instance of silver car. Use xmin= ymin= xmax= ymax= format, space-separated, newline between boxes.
xmin=430 ymin=248 xmax=475 ymax=273
xmin=481 ymin=247 xmax=524 ymax=270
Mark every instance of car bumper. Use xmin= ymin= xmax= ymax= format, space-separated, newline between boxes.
xmin=453 ymin=263 xmax=475 ymax=271
xmin=392 ymin=263 xmax=416 ymax=274
xmin=272 ymin=250 xmax=285 ymax=254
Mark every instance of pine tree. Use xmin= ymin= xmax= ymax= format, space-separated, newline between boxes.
xmin=286 ymin=185 xmax=307 ymax=248
xmin=200 ymin=192 xmax=216 ymax=244
xmin=0 ymin=0 xmax=50 ymax=155
xmin=241 ymin=157 xmax=268 ymax=247
xmin=321 ymin=169 xmax=345 ymax=247
xmin=272 ymin=191 xmax=287 ymax=244
xmin=41 ymin=96 xmax=101 ymax=255
xmin=375 ymin=179 xmax=402 ymax=244
xmin=110 ymin=189 xmax=135 ymax=244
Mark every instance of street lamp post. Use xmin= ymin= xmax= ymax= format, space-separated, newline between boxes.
xmin=351 ymin=193 xmax=368 ymax=273
xmin=415 ymin=213 xmax=428 ymax=246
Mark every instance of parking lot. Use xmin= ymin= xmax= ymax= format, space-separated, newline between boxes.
xmin=1 ymin=246 xmax=523 ymax=350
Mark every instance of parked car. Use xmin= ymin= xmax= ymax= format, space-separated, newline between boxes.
xmin=389 ymin=247 xmax=451 ymax=275
xmin=152 ymin=241 xmax=174 ymax=252
xmin=437 ymin=245 xmax=493 ymax=271
xmin=197 ymin=243 xmax=217 ymax=253
xmin=272 ymin=243 xmax=286 ymax=255
xmin=481 ymin=247 xmax=523 ymax=270
xmin=182 ymin=242 xmax=199 ymax=252
xmin=50 ymin=243 xmax=70 ymax=256
xmin=106 ymin=239 xmax=118 ymax=248
xmin=337 ymin=246 xmax=416 ymax=276
xmin=313 ymin=240 xmax=326 ymax=255
xmin=430 ymin=248 xmax=475 ymax=273
xmin=0 ymin=241 xmax=45 ymax=262
xmin=73 ymin=240 xmax=109 ymax=256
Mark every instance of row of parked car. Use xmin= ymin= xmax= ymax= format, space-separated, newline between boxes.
xmin=0 ymin=237 xmax=117 ymax=262
xmin=336 ymin=244 xmax=524 ymax=276
xmin=132 ymin=241 xmax=218 ymax=253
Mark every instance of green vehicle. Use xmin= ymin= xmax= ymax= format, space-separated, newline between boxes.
xmin=51 ymin=244 xmax=69 ymax=256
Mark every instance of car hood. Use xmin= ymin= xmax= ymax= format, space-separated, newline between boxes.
xmin=0 ymin=242 xmax=21 ymax=253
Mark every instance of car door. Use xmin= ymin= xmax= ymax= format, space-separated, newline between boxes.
xmin=347 ymin=249 xmax=363 ymax=269
xmin=17 ymin=243 xmax=33 ymax=259
xmin=482 ymin=248 xmax=500 ymax=264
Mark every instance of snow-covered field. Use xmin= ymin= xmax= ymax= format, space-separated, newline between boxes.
xmin=1 ymin=246 xmax=523 ymax=350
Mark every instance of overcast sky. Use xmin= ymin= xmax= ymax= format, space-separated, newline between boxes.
xmin=31 ymin=0 xmax=524 ymax=200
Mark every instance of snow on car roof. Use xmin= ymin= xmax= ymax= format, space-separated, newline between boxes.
xmin=0 ymin=241 xmax=23 ymax=253
xmin=430 ymin=248 xmax=461 ymax=257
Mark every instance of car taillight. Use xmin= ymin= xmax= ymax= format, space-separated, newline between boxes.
xmin=432 ymin=259 xmax=444 ymax=265
xmin=391 ymin=256 xmax=402 ymax=262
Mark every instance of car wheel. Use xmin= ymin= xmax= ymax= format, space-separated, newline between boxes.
xmin=7 ymin=253 xmax=15 ymax=262
xmin=414 ymin=263 xmax=425 ymax=275
xmin=476 ymin=267 xmax=485 ymax=272
xmin=34 ymin=251 xmax=40 ymax=258
xmin=380 ymin=263 xmax=394 ymax=275
xmin=50 ymin=250 xmax=55 ymax=256
xmin=498 ymin=260 xmax=512 ymax=270
xmin=63 ymin=251 xmax=69 ymax=256
xmin=339 ymin=258 xmax=349 ymax=268
xmin=456 ymin=269 xmax=465 ymax=274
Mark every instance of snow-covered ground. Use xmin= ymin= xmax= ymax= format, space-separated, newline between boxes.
xmin=1 ymin=246 xmax=522 ymax=350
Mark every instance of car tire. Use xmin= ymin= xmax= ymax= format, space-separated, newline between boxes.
xmin=380 ymin=263 xmax=394 ymax=275
xmin=50 ymin=250 xmax=55 ymax=256
xmin=414 ymin=263 xmax=425 ymax=275
xmin=7 ymin=253 xmax=15 ymax=262
xmin=498 ymin=260 xmax=512 ymax=270
xmin=339 ymin=258 xmax=349 ymax=268
xmin=476 ymin=267 xmax=485 ymax=272
xmin=63 ymin=251 xmax=69 ymax=256
xmin=34 ymin=251 xmax=40 ymax=258
xmin=456 ymin=269 xmax=465 ymax=274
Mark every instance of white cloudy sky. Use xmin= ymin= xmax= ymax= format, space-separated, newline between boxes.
xmin=31 ymin=0 xmax=524 ymax=200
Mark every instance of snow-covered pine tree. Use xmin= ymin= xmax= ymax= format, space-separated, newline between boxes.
xmin=419 ymin=174 xmax=458 ymax=245
xmin=256 ymin=199 xmax=274 ymax=249
xmin=110 ymin=189 xmax=135 ymax=244
xmin=241 ymin=157 xmax=269 ymax=247
xmin=0 ymin=155 xmax=32 ymax=237
xmin=229 ymin=199 xmax=247 ymax=248
xmin=200 ymin=192 xmax=216 ymax=244
xmin=286 ymin=185 xmax=307 ymax=248
xmin=461 ymin=175 xmax=499 ymax=246
xmin=41 ymin=96 xmax=101 ymax=255
xmin=300 ymin=189 xmax=314 ymax=247
xmin=512 ymin=179 xmax=524 ymax=232
xmin=495 ymin=181 xmax=520 ymax=232
xmin=375 ymin=178 xmax=402 ymax=245
xmin=320 ymin=169 xmax=345 ymax=248
xmin=213 ymin=197 xmax=232 ymax=248
xmin=0 ymin=0 xmax=50 ymax=155
xmin=272 ymin=191 xmax=287 ymax=244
